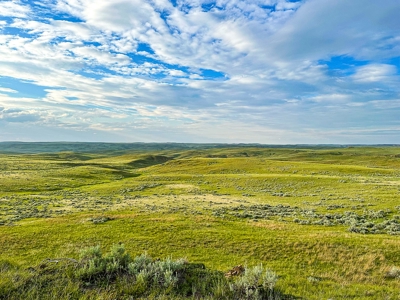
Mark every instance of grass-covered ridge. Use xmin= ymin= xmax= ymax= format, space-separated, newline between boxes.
xmin=1 ymin=144 xmax=400 ymax=299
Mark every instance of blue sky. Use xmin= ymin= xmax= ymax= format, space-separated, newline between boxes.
xmin=0 ymin=0 xmax=399 ymax=143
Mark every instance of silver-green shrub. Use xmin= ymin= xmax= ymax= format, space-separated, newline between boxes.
xmin=229 ymin=264 xmax=278 ymax=299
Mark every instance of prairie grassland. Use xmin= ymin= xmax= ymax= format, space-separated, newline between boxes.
xmin=0 ymin=145 xmax=400 ymax=299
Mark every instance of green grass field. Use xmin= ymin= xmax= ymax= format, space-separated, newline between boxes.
xmin=1 ymin=144 xmax=400 ymax=299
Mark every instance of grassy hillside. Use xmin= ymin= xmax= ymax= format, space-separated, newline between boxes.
xmin=1 ymin=145 xmax=400 ymax=299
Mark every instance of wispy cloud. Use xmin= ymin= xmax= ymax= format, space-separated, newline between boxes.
xmin=353 ymin=64 xmax=397 ymax=82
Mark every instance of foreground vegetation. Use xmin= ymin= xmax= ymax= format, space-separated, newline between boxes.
xmin=1 ymin=143 xmax=400 ymax=299
xmin=1 ymin=243 xmax=287 ymax=299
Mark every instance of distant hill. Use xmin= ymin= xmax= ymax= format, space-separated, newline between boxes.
xmin=0 ymin=141 xmax=397 ymax=154
xmin=0 ymin=142 xmax=218 ymax=154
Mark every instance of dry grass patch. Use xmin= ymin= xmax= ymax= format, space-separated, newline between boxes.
xmin=250 ymin=221 xmax=289 ymax=231
xmin=165 ymin=184 xmax=198 ymax=189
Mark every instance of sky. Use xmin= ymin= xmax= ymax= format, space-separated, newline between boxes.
xmin=0 ymin=0 xmax=399 ymax=144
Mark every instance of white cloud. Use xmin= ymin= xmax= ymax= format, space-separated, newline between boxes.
xmin=352 ymin=64 xmax=397 ymax=82
xmin=0 ymin=108 xmax=41 ymax=123
xmin=0 ymin=1 xmax=30 ymax=18
xmin=168 ymin=69 xmax=186 ymax=76
xmin=368 ymin=99 xmax=400 ymax=109
xmin=71 ymin=46 xmax=131 ymax=65
xmin=261 ymin=0 xmax=400 ymax=63
xmin=0 ymin=87 xmax=18 ymax=93
xmin=308 ymin=94 xmax=351 ymax=103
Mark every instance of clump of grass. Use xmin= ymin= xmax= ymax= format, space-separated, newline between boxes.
xmin=88 ymin=216 xmax=113 ymax=224
xmin=76 ymin=244 xmax=130 ymax=281
xmin=307 ymin=276 xmax=321 ymax=283
xmin=228 ymin=264 xmax=278 ymax=299
xmin=385 ymin=267 xmax=400 ymax=279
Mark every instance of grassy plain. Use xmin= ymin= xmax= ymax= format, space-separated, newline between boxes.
xmin=1 ymin=144 xmax=400 ymax=299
